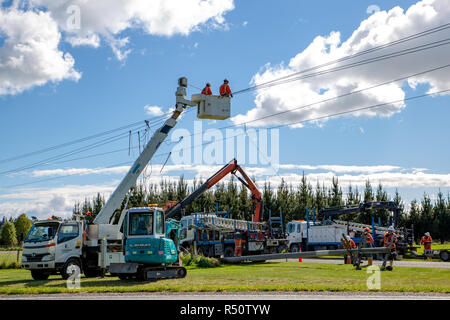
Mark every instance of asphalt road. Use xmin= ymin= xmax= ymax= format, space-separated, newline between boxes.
xmin=0 ymin=291 xmax=448 ymax=300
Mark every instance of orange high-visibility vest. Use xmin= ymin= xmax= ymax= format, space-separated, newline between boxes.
xmin=365 ymin=233 xmax=374 ymax=244
xmin=201 ymin=87 xmax=212 ymax=95
xmin=420 ymin=236 xmax=432 ymax=250
xmin=220 ymin=83 xmax=231 ymax=96
xmin=384 ymin=232 xmax=397 ymax=248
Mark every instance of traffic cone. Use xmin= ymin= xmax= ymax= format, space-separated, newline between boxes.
xmin=298 ymin=248 xmax=302 ymax=262
xmin=346 ymin=255 xmax=351 ymax=264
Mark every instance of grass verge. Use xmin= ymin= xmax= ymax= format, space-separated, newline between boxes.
xmin=0 ymin=261 xmax=448 ymax=295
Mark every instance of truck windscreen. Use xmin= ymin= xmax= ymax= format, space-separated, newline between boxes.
xmin=25 ymin=222 xmax=59 ymax=242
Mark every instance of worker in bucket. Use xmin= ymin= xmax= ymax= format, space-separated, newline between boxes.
xmin=201 ymin=83 xmax=212 ymax=96
xmin=420 ymin=232 xmax=433 ymax=261
xmin=219 ymin=79 xmax=233 ymax=97
xmin=381 ymin=226 xmax=397 ymax=271
xmin=363 ymin=227 xmax=374 ymax=266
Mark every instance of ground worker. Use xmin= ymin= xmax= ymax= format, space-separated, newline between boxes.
xmin=381 ymin=226 xmax=397 ymax=271
xmin=219 ymin=79 xmax=233 ymax=97
xmin=201 ymin=83 xmax=212 ymax=95
xmin=420 ymin=232 xmax=433 ymax=261
xmin=363 ymin=227 xmax=374 ymax=266
xmin=343 ymin=235 xmax=356 ymax=264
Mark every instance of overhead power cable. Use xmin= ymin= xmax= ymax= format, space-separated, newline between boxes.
xmin=234 ymin=22 xmax=450 ymax=95
xmin=0 ymin=110 xmax=173 ymax=165
xmin=3 ymin=88 xmax=448 ymax=190
xmin=235 ymin=37 xmax=450 ymax=94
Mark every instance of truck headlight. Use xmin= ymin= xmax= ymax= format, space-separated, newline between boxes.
xmin=21 ymin=255 xmax=27 ymax=262
xmin=42 ymin=255 xmax=54 ymax=262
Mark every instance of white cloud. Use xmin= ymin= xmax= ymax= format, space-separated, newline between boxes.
xmin=31 ymin=0 xmax=235 ymax=60
xmin=0 ymin=182 xmax=119 ymax=219
xmin=144 ymin=105 xmax=165 ymax=117
xmin=0 ymin=0 xmax=234 ymax=95
xmin=0 ymin=6 xmax=81 ymax=95
xmin=232 ymin=0 xmax=450 ymax=127
xmin=30 ymin=166 xmax=131 ymax=178
xmin=1 ymin=162 xmax=450 ymax=218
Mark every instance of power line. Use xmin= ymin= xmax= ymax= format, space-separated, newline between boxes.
xmin=3 ymin=88 xmax=447 ymax=190
xmin=0 ymin=110 xmax=173 ymax=165
xmin=234 ymin=23 xmax=450 ymax=95
xmin=235 ymin=37 xmax=450 ymax=94
xmin=0 ymin=108 xmax=196 ymax=177
xmin=0 ymin=129 xmax=143 ymax=176
xmin=157 ymin=63 xmax=450 ymax=141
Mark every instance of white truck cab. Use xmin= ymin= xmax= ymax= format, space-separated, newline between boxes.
xmin=22 ymin=220 xmax=83 ymax=280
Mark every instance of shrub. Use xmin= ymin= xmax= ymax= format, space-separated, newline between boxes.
xmin=0 ymin=222 xmax=17 ymax=246
xmin=180 ymin=253 xmax=221 ymax=268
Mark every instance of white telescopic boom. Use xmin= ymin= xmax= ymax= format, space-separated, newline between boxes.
xmin=94 ymin=78 xmax=193 ymax=224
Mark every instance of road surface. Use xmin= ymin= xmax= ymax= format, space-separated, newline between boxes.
xmin=0 ymin=291 xmax=448 ymax=300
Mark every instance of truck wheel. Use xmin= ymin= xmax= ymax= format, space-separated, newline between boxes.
xmin=290 ymin=244 xmax=299 ymax=252
xmin=61 ymin=259 xmax=81 ymax=280
xmin=118 ymin=273 xmax=130 ymax=280
xmin=31 ymin=270 xmax=50 ymax=280
xmin=224 ymin=246 xmax=234 ymax=257
xmin=439 ymin=250 xmax=449 ymax=262
xmin=84 ymin=268 xmax=101 ymax=278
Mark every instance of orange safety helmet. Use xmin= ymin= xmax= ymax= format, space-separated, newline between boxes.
xmin=364 ymin=227 xmax=370 ymax=232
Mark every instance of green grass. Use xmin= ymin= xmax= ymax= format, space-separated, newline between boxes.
xmin=0 ymin=252 xmax=21 ymax=269
xmin=0 ymin=262 xmax=448 ymax=295
xmin=413 ymin=242 xmax=449 ymax=256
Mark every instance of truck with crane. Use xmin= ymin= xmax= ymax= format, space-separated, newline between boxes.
xmin=21 ymin=77 xmax=230 ymax=280
xmin=285 ymin=201 xmax=415 ymax=256
xmin=161 ymin=158 xmax=288 ymax=258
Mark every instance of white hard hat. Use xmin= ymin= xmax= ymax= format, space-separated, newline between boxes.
xmin=345 ymin=235 xmax=351 ymax=240
xmin=388 ymin=226 xmax=395 ymax=232
xmin=425 ymin=232 xmax=430 ymax=237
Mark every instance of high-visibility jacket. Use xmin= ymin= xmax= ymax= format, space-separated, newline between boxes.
xmin=219 ymin=83 xmax=232 ymax=96
xmin=348 ymin=239 xmax=356 ymax=248
xmin=201 ymin=87 xmax=212 ymax=95
xmin=364 ymin=233 xmax=374 ymax=244
xmin=420 ymin=236 xmax=433 ymax=250
xmin=384 ymin=232 xmax=397 ymax=248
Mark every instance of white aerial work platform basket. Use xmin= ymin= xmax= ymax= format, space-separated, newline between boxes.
xmin=192 ymin=94 xmax=231 ymax=120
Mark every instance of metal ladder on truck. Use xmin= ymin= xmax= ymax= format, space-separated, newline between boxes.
xmin=191 ymin=213 xmax=263 ymax=233
xmin=333 ymin=220 xmax=389 ymax=235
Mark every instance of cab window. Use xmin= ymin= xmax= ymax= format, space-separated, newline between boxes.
xmin=155 ymin=211 xmax=164 ymax=235
xmin=297 ymin=224 xmax=301 ymax=233
xmin=287 ymin=223 xmax=294 ymax=233
xmin=129 ymin=212 xmax=153 ymax=236
xmin=57 ymin=224 xmax=79 ymax=243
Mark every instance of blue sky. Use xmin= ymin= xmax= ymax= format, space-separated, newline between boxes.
xmin=1 ymin=0 xmax=450 ymax=218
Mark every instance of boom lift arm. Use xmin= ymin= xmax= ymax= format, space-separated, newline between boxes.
xmin=319 ymin=201 xmax=401 ymax=228
xmin=94 ymin=78 xmax=197 ymax=225
xmin=165 ymin=158 xmax=262 ymax=222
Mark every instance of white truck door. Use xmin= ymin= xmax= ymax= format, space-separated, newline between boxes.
xmin=55 ymin=223 xmax=83 ymax=265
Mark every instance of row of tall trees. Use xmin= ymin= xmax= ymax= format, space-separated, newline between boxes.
xmin=71 ymin=174 xmax=450 ymax=244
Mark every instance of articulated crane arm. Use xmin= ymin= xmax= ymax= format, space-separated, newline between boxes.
xmin=165 ymin=158 xmax=262 ymax=222
xmin=94 ymin=78 xmax=196 ymax=225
